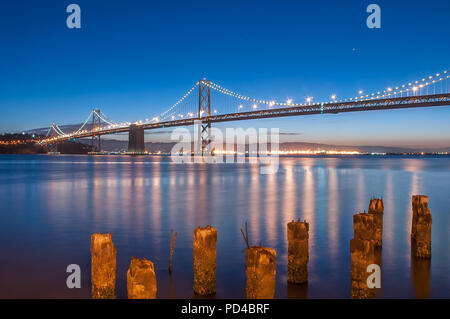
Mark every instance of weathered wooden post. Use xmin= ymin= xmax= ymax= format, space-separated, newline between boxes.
xmin=287 ymin=220 xmax=309 ymax=284
xmin=350 ymin=210 xmax=380 ymax=299
xmin=353 ymin=212 xmax=376 ymax=244
xmin=193 ymin=226 xmax=217 ymax=295
xmin=368 ymin=198 xmax=384 ymax=247
xmin=246 ymin=247 xmax=277 ymax=299
xmin=350 ymin=238 xmax=376 ymax=299
xmin=411 ymin=195 xmax=432 ymax=258
xmin=91 ymin=233 xmax=117 ymax=299
xmin=127 ymin=256 xmax=157 ymax=299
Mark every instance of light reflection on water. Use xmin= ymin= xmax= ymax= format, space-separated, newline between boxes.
xmin=0 ymin=154 xmax=449 ymax=298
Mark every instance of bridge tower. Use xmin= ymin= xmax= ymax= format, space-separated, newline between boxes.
xmin=128 ymin=124 xmax=145 ymax=154
xmin=198 ymin=79 xmax=211 ymax=155
xmin=91 ymin=109 xmax=102 ymax=152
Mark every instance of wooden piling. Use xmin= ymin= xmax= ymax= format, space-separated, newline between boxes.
xmin=287 ymin=220 xmax=309 ymax=284
xmin=127 ymin=256 xmax=157 ymax=299
xmin=91 ymin=233 xmax=117 ymax=299
xmin=368 ymin=198 xmax=384 ymax=247
xmin=411 ymin=195 xmax=432 ymax=258
xmin=353 ymin=213 xmax=376 ymax=244
xmin=350 ymin=238 xmax=376 ymax=299
xmin=193 ymin=226 xmax=217 ymax=295
xmin=246 ymin=246 xmax=276 ymax=299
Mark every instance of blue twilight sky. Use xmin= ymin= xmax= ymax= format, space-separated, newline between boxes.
xmin=0 ymin=0 xmax=449 ymax=147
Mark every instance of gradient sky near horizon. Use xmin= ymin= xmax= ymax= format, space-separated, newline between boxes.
xmin=0 ymin=0 xmax=449 ymax=147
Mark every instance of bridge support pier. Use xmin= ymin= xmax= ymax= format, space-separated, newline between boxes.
xmin=128 ymin=124 xmax=145 ymax=153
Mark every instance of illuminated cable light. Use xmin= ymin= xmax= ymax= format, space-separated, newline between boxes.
xmin=348 ymin=69 xmax=448 ymax=101
xmin=158 ymin=82 xmax=199 ymax=120
xmin=331 ymin=94 xmax=336 ymax=100
xmin=252 ymin=104 xmax=258 ymax=109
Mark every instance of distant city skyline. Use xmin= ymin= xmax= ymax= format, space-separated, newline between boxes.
xmin=1 ymin=0 xmax=449 ymax=147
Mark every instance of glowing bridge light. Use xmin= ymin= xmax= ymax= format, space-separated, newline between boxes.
xmin=306 ymin=97 xmax=313 ymax=104
xmin=331 ymin=94 xmax=336 ymax=100
xmin=286 ymin=98 xmax=293 ymax=105
xmin=269 ymin=101 xmax=275 ymax=107
xmin=252 ymin=104 xmax=258 ymax=109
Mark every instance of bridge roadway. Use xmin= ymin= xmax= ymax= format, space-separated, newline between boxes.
xmin=43 ymin=93 xmax=450 ymax=144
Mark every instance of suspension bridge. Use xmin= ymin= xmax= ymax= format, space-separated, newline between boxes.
xmin=40 ymin=70 xmax=450 ymax=153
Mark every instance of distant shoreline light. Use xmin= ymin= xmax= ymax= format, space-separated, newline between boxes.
xmin=212 ymin=149 xmax=363 ymax=155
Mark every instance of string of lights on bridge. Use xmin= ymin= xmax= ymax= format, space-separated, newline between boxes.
xmin=206 ymin=70 xmax=450 ymax=107
xmin=154 ymin=69 xmax=450 ymax=120
xmin=42 ymin=69 xmax=449 ymax=142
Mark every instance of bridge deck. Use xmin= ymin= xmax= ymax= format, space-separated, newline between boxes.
xmin=41 ymin=93 xmax=450 ymax=144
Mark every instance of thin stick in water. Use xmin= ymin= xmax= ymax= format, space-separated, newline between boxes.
xmin=240 ymin=221 xmax=250 ymax=252
xmin=169 ymin=229 xmax=178 ymax=274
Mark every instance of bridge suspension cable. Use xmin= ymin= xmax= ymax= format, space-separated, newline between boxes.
xmin=347 ymin=69 xmax=449 ymax=102
xmin=93 ymin=110 xmax=116 ymax=126
xmin=53 ymin=124 xmax=66 ymax=136
xmin=72 ymin=110 xmax=94 ymax=134
xmin=158 ymin=82 xmax=199 ymax=121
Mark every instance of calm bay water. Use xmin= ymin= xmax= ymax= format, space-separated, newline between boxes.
xmin=0 ymin=154 xmax=449 ymax=298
